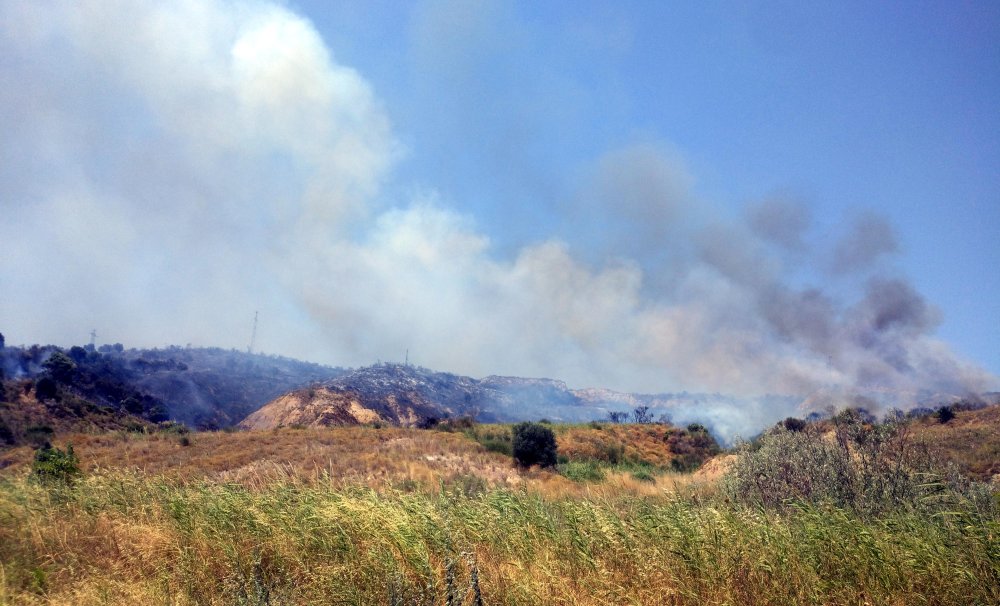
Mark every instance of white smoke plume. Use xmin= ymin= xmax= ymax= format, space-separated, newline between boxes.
xmin=1 ymin=1 xmax=995 ymax=436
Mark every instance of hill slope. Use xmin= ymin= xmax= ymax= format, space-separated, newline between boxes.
xmin=0 ymin=344 xmax=346 ymax=438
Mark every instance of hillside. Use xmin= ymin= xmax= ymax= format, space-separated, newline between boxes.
xmin=240 ymin=363 xmax=596 ymax=430
xmin=0 ymin=343 xmax=345 ymax=439
xmin=911 ymin=403 xmax=1000 ymax=481
xmin=4 ymin=340 xmax=997 ymax=446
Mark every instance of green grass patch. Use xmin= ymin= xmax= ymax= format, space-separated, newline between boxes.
xmin=559 ymin=460 xmax=606 ymax=482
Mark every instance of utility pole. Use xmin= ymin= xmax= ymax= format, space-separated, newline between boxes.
xmin=247 ymin=311 xmax=258 ymax=354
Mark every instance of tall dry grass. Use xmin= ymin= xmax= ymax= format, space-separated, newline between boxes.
xmin=0 ymin=469 xmax=996 ymax=604
xmin=0 ymin=424 xmax=997 ymax=604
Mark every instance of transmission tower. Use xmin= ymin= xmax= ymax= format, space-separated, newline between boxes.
xmin=247 ymin=311 xmax=258 ymax=354
xmin=89 ymin=329 xmax=97 ymax=347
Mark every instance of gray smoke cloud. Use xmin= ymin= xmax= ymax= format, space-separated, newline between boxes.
xmin=832 ymin=212 xmax=899 ymax=273
xmin=0 ymin=1 xmax=995 ymax=439
xmin=747 ymin=196 xmax=811 ymax=251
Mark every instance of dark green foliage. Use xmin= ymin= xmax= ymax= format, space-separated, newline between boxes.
xmin=511 ymin=422 xmax=557 ymax=468
xmin=415 ymin=416 xmax=440 ymax=429
xmin=782 ymin=417 xmax=807 ymax=432
xmin=31 ymin=443 xmax=81 ymax=485
xmin=936 ymin=405 xmax=955 ymax=424
xmin=147 ymin=404 xmax=170 ymax=423
xmin=42 ymin=351 xmax=76 ymax=383
xmin=122 ymin=396 xmax=144 ymax=415
xmin=34 ymin=377 xmax=59 ymax=401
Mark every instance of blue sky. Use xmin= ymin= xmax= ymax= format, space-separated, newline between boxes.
xmin=1 ymin=0 xmax=997 ymax=399
xmin=296 ymin=0 xmax=1000 ymax=377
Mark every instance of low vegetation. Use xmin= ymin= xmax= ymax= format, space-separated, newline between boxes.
xmin=0 ymin=411 xmax=996 ymax=605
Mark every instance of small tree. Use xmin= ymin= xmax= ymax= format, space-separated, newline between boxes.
xmin=68 ymin=346 xmax=88 ymax=363
xmin=606 ymin=411 xmax=628 ymax=424
xmin=631 ymin=405 xmax=653 ymax=424
xmin=511 ymin=422 xmax=557 ymax=468
xmin=42 ymin=351 xmax=76 ymax=383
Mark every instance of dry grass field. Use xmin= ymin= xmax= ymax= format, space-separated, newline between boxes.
xmin=912 ymin=404 xmax=1000 ymax=481
xmin=0 ymin=419 xmax=997 ymax=605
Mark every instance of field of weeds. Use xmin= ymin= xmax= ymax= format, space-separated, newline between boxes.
xmin=0 ymin=423 xmax=997 ymax=605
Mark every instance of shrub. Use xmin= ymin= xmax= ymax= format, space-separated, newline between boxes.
xmin=597 ymin=440 xmax=625 ymax=465
xmin=724 ymin=412 xmax=962 ymax=516
xmin=666 ymin=425 xmax=721 ymax=472
xmin=34 ymin=377 xmax=59 ymax=401
xmin=511 ymin=422 xmax=557 ymax=468
xmin=435 ymin=416 xmax=476 ymax=433
xmin=32 ymin=443 xmax=81 ymax=485
xmin=42 ymin=351 xmax=76 ymax=383
xmin=416 ymin=416 xmax=440 ymax=429
xmin=782 ymin=417 xmax=807 ymax=432
xmin=936 ymin=405 xmax=955 ymax=424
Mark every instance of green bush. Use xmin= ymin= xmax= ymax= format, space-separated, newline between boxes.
xmin=32 ymin=443 xmax=82 ymax=485
xmin=511 ymin=422 xmax=557 ymax=468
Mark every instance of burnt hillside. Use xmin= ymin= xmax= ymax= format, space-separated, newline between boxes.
xmin=0 ymin=342 xmax=346 ymax=435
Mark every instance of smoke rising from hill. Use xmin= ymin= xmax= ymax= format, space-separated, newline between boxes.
xmin=1 ymin=1 xmax=994 ymax=420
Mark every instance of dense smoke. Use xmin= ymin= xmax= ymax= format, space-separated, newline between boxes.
xmin=1 ymin=1 xmax=994 ymax=434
